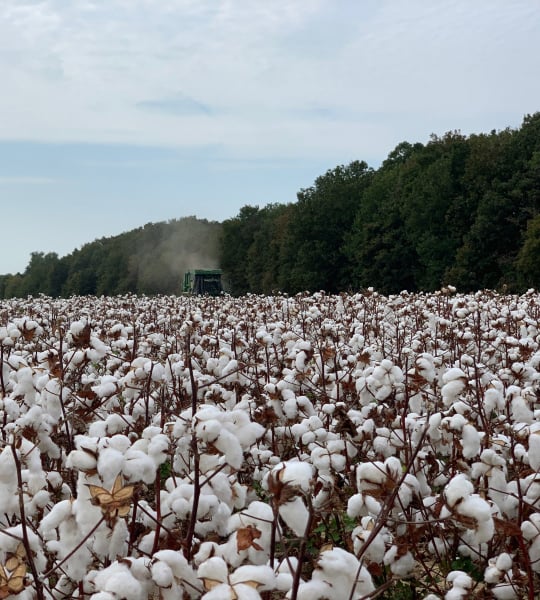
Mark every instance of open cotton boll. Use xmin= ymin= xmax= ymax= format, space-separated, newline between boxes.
xmin=384 ymin=546 xmax=415 ymax=577
xmin=444 ymin=474 xmax=474 ymax=508
xmin=279 ymin=496 xmax=309 ymax=536
xmin=461 ymin=424 xmax=481 ymax=458
xmin=97 ymin=447 xmax=125 ymax=482
xmin=528 ymin=431 xmax=540 ymax=471
xmin=198 ymin=556 xmax=229 ymax=584
xmin=230 ymin=565 xmax=275 ymax=591
xmin=92 ymin=562 xmax=146 ymax=600
xmin=445 ymin=571 xmax=473 ymax=600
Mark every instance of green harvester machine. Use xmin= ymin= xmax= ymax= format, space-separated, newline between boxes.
xmin=182 ymin=269 xmax=223 ymax=295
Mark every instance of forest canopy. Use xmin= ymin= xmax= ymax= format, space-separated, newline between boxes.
xmin=2 ymin=113 xmax=540 ymax=298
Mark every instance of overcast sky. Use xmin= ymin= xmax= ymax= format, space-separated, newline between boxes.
xmin=1 ymin=0 xmax=539 ymax=274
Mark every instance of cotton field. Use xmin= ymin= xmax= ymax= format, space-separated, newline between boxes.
xmin=1 ymin=290 xmax=540 ymax=599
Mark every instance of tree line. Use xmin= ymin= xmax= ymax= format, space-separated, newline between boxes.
xmin=1 ymin=113 xmax=540 ymax=298
xmin=221 ymin=113 xmax=540 ymax=294
xmin=0 ymin=217 xmax=221 ymax=298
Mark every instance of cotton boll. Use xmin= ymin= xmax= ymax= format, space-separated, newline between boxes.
xmin=97 ymin=447 xmax=125 ymax=482
xmin=108 ymin=519 xmax=128 ymax=560
xmin=444 ymin=474 xmax=474 ymax=508
xmin=230 ymin=565 xmax=275 ymax=591
xmin=92 ymin=562 xmax=146 ymax=600
xmin=197 ymin=556 xmax=229 ymax=584
xmin=528 ymin=432 xmax=540 ymax=471
xmin=445 ymin=571 xmax=473 ymax=600
xmin=151 ymin=560 xmax=174 ymax=588
xmin=462 ymin=424 xmax=481 ymax=458
xmin=279 ymin=496 xmax=309 ymax=536
xmin=347 ymin=493 xmax=365 ymax=519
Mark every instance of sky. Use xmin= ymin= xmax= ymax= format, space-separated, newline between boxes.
xmin=0 ymin=0 xmax=539 ymax=274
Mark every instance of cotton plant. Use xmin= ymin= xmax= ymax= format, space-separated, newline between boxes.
xmin=290 ymin=547 xmax=374 ymax=600
xmin=263 ymin=460 xmax=313 ymax=536
xmin=351 ymin=516 xmax=391 ymax=563
xmin=355 ymin=359 xmax=404 ymax=405
xmin=444 ymin=570 xmax=474 ymax=600
xmin=441 ymin=474 xmax=495 ymax=547
xmin=0 ymin=436 xmax=49 ymax=523
xmin=484 ymin=553 xmax=522 ymax=599
xmin=470 ymin=448 xmax=508 ymax=511
xmin=197 ymin=557 xmax=276 ymax=599
xmin=348 ymin=456 xmax=420 ymax=519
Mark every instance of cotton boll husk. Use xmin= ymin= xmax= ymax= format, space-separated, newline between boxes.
xmin=279 ymin=496 xmax=309 ymax=536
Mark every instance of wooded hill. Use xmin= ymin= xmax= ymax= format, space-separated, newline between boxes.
xmin=2 ymin=113 xmax=540 ymax=298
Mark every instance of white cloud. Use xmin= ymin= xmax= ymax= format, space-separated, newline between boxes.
xmin=0 ymin=0 xmax=538 ymax=160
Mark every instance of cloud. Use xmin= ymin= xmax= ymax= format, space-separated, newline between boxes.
xmin=0 ymin=0 xmax=538 ymax=162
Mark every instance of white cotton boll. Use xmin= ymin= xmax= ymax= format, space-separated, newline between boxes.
xmin=347 ymin=493 xmax=365 ymax=519
xmin=197 ymin=556 xmax=229 ymax=584
xmin=40 ymin=498 xmax=74 ymax=537
xmin=67 ymin=448 xmax=98 ymax=472
xmin=510 ymin=395 xmax=533 ymax=424
xmin=441 ymin=379 xmax=466 ymax=407
xmin=97 ymin=448 xmax=125 ymax=481
xmin=495 ymin=553 xmax=513 ymax=572
xmin=293 ymin=580 xmax=332 ymax=600
xmin=151 ymin=560 xmax=174 ymax=588
xmin=484 ymin=386 xmax=504 ymax=413
xmin=459 ymin=494 xmax=492 ymax=523
xmin=279 ymin=496 xmax=309 ymax=536
xmin=277 ymin=461 xmax=313 ymax=494
xmin=445 ymin=474 xmax=474 ymax=508
xmin=108 ymin=519 xmax=128 ymax=560
xmin=147 ymin=433 xmax=169 ymax=468
xmin=92 ymin=563 xmax=145 ymax=600
xmin=212 ymin=429 xmax=243 ymax=470
xmin=492 ymin=584 xmax=518 ymax=600
xmin=123 ymin=449 xmax=156 ymax=484
xmin=197 ymin=419 xmax=221 ymax=443
xmin=462 ymin=424 xmax=481 ymax=458
xmin=230 ymin=565 xmax=275 ymax=590
xmin=90 ymin=593 xmax=116 ymax=600
xmin=385 ymin=548 xmax=415 ymax=577
xmin=528 ymin=433 xmax=540 ymax=471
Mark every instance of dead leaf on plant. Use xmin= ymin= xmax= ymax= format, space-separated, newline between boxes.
xmin=236 ymin=525 xmax=263 ymax=552
xmin=87 ymin=474 xmax=134 ymax=522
